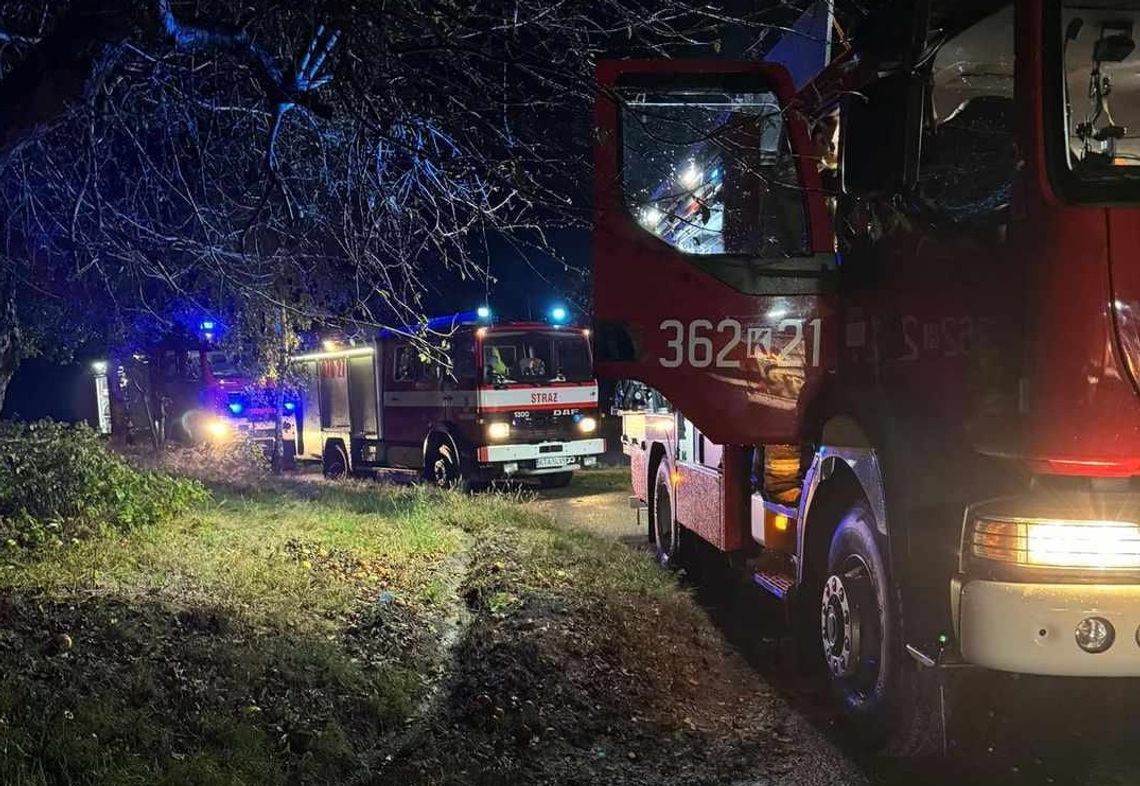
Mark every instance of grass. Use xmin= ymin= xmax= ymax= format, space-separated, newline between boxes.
xmin=566 ymin=466 xmax=631 ymax=495
xmin=0 ymin=462 xmax=681 ymax=786
xmin=0 ymin=477 xmax=490 ymax=786
xmin=380 ymin=467 xmax=770 ymax=785
xmin=5 ymin=483 xmax=460 ymax=630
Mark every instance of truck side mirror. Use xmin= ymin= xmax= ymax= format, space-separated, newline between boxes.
xmin=840 ymin=73 xmax=925 ymax=197
xmin=840 ymin=0 xmax=929 ymax=197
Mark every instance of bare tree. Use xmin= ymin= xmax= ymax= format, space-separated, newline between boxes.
xmin=0 ymin=0 xmax=814 ymax=409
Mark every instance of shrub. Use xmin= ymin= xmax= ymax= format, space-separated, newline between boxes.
xmin=0 ymin=420 xmax=208 ymax=548
xmin=157 ymin=437 xmax=272 ymax=487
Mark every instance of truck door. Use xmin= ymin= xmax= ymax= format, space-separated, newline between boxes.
xmin=593 ymin=61 xmax=836 ymax=446
xmin=382 ymin=342 xmax=438 ymax=468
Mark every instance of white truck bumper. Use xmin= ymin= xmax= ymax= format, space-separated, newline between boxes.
xmin=476 ymin=438 xmax=605 ymax=475
xmin=958 ymin=579 xmax=1140 ymax=676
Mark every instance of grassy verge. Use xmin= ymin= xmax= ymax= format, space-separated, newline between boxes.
xmin=0 ymin=453 xmax=821 ymax=785
xmin=0 ymin=475 xmax=510 ymax=786
xmin=385 ymin=486 xmax=803 ymax=786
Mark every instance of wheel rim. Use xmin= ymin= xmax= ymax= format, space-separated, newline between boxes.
xmin=655 ymin=473 xmax=673 ymax=559
xmin=821 ymin=555 xmax=882 ymax=699
xmin=433 ymin=457 xmax=451 ymax=486
xmin=432 ymin=447 xmax=456 ymax=487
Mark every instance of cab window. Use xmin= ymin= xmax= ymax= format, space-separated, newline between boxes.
xmin=921 ymin=5 xmax=1016 ymax=221
xmin=620 ymin=84 xmax=806 ymax=257
xmin=450 ymin=336 xmax=477 ymax=385
xmin=1060 ymin=3 xmax=1140 ymax=172
xmin=393 ymin=346 xmax=420 ymax=382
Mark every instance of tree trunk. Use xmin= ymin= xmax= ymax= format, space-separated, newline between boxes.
xmin=0 ymin=288 xmax=21 ymax=415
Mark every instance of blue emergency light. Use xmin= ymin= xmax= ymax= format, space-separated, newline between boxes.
xmin=200 ymin=320 xmax=216 ymax=331
xmin=477 ymin=305 xmax=491 ymax=320
xmin=549 ymin=305 xmax=568 ymax=324
xmin=283 ymin=401 xmax=297 ymax=413
xmin=227 ymin=401 xmax=245 ymax=415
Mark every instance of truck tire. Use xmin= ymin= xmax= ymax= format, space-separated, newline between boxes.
xmin=538 ymin=471 xmax=573 ymax=489
xmin=650 ymin=460 xmax=680 ymax=568
xmin=323 ymin=442 xmax=349 ymax=479
xmin=819 ymin=502 xmax=941 ymax=755
xmin=429 ymin=441 xmax=482 ymax=491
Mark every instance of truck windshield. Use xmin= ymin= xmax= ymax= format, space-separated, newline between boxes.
xmin=619 ymin=85 xmax=806 ymax=257
xmin=1056 ymin=2 xmax=1140 ymax=185
xmin=482 ymin=332 xmax=593 ymax=384
xmin=205 ymin=350 xmax=242 ymax=379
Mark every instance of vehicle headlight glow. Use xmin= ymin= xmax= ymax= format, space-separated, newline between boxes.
xmin=679 ymin=162 xmax=702 ymax=189
xmin=578 ymin=416 xmax=598 ymax=434
xmin=205 ymin=418 xmax=231 ymax=441
xmin=970 ymin=517 xmax=1140 ymax=569
xmin=486 ymin=422 xmax=511 ymax=441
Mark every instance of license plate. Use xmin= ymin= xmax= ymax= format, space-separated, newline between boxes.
xmin=536 ymin=456 xmax=569 ymax=468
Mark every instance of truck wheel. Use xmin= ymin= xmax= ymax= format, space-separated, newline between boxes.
xmin=429 ymin=443 xmax=468 ymax=490
xmin=323 ymin=443 xmax=349 ymax=479
xmin=820 ymin=502 xmax=940 ymax=754
xmin=538 ymin=471 xmax=573 ymax=489
xmin=650 ymin=460 xmax=679 ymax=568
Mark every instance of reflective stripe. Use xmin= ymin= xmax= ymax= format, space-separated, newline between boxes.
xmin=477 ymin=385 xmax=598 ymax=412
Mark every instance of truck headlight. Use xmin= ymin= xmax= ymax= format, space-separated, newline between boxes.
xmin=577 ymin=416 xmax=598 ymax=434
xmin=969 ymin=516 xmax=1140 ymax=570
xmin=205 ymin=418 xmax=231 ymax=441
xmin=486 ymin=422 xmax=511 ymax=441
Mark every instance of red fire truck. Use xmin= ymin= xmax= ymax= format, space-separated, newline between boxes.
xmin=597 ymin=0 xmax=1140 ymax=752
xmin=95 ymin=327 xmax=294 ymax=452
xmin=290 ymin=312 xmax=604 ymax=486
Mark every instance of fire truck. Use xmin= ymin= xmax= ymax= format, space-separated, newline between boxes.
xmin=290 ymin=311 xmax=604 ymax=486
xmin=94 ymin=324 xmax=293 ymax=452
xmin=596 ymin=0 xmax=1140 ymax=752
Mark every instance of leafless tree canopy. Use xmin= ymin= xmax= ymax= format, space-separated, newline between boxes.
xmin=0 ymin=0 xmax=811 ymax=402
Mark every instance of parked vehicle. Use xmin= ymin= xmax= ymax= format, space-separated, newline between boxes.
xmin=94 ymin=325 xmax=292 ymax=454
xmin=596 ymin=0 xmax=1140 ymax=752
xmin=291 ymin=312 xmax=605 ymax=486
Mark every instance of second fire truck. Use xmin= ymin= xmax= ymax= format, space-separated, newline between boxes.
xmin=290 ymin=311 xmax=605 ymax=487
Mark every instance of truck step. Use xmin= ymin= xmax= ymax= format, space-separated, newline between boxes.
xmin=753 ymin=568 xmax=795 ymax=599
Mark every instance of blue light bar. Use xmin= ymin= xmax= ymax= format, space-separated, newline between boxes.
xmin=200 ymin=320 xmax=216 ymax=331
xmin=477 ymin=305 xmax=491 ymax=320
xmin=227 ymin=401 xmax=244 ymax=415
xmin=283 ymin=401 xmax=297 ymax=413
xmin=550 ymin=306 xmax=568 ymax=323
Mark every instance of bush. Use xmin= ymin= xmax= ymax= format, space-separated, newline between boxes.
xmin=157 ymin=437 xmax=272 ymax=487
xmin=0 ymin=420 xmax=208 ymax=548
